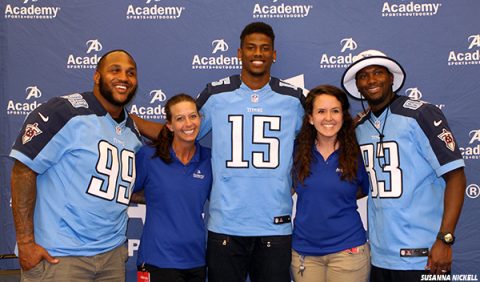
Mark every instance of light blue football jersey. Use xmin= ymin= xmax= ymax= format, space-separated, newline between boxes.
xmin=355 ymin=95 xmax=465 ymax=270
xmin=197 ymin=75 xmax=305 ymax=236
xmin=10 ymin=92 xmax=142 ymax=257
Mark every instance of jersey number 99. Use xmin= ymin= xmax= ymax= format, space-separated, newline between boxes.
xmin=87 ymin=140 xmax=136 ymax=205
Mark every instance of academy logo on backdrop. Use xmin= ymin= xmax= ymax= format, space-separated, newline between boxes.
xmin=130 ymin=89 xmax=167 ymax=120
xmin=192 ymin=39 xmax=241 ymax=70
xmin=405 ymin=87 xmax=422 ymax=100
xmin=66 ymin=39 xmax=103 ymax=69
xmin=252 ymin=0 xmax=313 ymax=19
xmin=381 ymin=1 xmax=441 ymax=17
xmin=320 ymin=38 xmax=358 ymax=69
xmin=4 ymin=0 xmax=60 ymax=20
xmin=127 ymin=204 xmax=146 ymax=257
xmin=448 ymin=34 xmax=480 ymax=66
xmin=460 ymin=129 xmax=480 ymax=160
xmin=6 ymin=86 xmax=43 ymax=116
xmin=126 ymin=0 xmax=185 ymax=20
xmin=405 ymin=87 xmax=445 ymax=110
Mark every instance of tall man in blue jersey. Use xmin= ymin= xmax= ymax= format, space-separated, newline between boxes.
xmin=10 ymin=50 xmax=143 ymax=281
xmin=342 ymin=50 xmax=466 ymax=281
xmin=196 ymin=22 xmax=305 ymax=282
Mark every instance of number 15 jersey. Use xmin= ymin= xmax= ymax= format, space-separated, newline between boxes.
xmin=197 ymin=75 xmax=305 ymax=236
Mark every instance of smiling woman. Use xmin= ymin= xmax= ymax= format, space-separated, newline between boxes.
xmin=291 ymin=85 xmax=370 ymax=282
xmin=130 ymin=93 xmax=213 ymax=282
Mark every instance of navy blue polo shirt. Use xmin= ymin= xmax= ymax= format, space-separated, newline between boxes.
xmin=292 ymin=149 xmax=370 ymax=256
xmin=133 ymin=143 xmax=212 ymax=269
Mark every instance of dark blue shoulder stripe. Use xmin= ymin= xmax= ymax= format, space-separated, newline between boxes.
xmin=355 ymin=111 xmax=371 ymax=127
xmin=126 ymin=117 xmax=142 ymax=140
xmin=270 ymin=77 xmax=305 ymax=107
xmin=196 ymin=75 xmax=242 ymax=109
xmin=390 ymin=96 xmax=462 ymax=165
xmin=12 ymin=92 xmax=108 ymax=160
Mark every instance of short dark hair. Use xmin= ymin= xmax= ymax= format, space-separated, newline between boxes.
xmin=96 ymin=49 xmax=136 ymax=71
xmin=240 ymin=22 xmax=275 ymax=48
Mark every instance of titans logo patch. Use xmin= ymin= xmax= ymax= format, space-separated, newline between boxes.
xmin=437 ymin=128 xmax=455 ymax=152
xmin=22 ymin=123 xmax=43 ymax=144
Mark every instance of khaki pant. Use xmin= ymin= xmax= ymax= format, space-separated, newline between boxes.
xmin=21 ymin=245 xmax=128 ymax=282
xmin=291 ymin=243 xmax=370 ymax=282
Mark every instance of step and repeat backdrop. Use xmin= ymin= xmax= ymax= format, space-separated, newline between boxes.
xmin=1 ymin=0 xmax=479 ymax=280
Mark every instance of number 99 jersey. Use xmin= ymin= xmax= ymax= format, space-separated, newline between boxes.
xmin=355 ymin=95 xmax=465 ymax=270
xmin=196 ymin=75 xmax=305 ymax=236
xmin=10 ymin=92 xmax=142 ymax=257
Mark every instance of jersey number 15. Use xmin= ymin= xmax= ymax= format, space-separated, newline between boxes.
xmin=227 ymin=115 xmax=280 ymax=169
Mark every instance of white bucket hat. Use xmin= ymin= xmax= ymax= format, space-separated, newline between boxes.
xmin=342 ymin=50 xmax=406 ymax=99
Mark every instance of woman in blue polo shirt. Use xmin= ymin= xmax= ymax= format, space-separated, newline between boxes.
xmin=291 ymin=85 xmax=370 ymax=282
xmin=132 ymin=93 xmax=212 ymax=282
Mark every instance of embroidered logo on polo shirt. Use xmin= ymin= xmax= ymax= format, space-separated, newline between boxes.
xmin=193 ymin=169 xmax=205 ymax=179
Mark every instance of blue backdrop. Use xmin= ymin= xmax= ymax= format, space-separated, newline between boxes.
xmin=1 ymin=0 xmax=479 ymax=281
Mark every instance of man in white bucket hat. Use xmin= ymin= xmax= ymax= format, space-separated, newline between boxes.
xmin=342 ymin=50 xmax=466 ymax=281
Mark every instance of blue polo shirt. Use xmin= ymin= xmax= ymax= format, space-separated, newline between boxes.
xmin=133 ymin=143 xmax=212 ymax=269
xmin=292 ymin=149 xmax=370 ymax=256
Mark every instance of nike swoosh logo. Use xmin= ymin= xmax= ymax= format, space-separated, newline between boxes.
xmin=434 ymin=120 xmax=442 ymax=127
xmin=38 ymin=112 xmax=49 ymax=122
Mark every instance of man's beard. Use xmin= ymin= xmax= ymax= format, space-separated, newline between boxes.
xmin=99 ymin=77 xmax=137 ymax=107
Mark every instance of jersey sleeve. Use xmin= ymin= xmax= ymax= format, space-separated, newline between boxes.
xmin=197 ymin=86 xmax=213 ymax=140
xmin=9 ymin=98 xmax=75 ymax=174
xmin=133 ymin=145 xmax=150 ymax=192
xmin=415 ymin=104 xmax=465 ymax=177
xmin=295 ymin=101 xmax=305 ymax=134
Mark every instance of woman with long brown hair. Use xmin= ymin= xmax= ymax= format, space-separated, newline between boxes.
xmin=291 ymin=85 xmax=370 ymax=282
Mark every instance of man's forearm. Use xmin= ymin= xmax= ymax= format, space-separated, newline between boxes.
xmin=130 ymin=113 xmax=163 ymax=140
xmin=11 ymin=160 xmax=37 ymax=245
xmin=130 ymin=190 xmax=146 ymax=204
xmin=440 ymin=167 xmax=466 ymax=233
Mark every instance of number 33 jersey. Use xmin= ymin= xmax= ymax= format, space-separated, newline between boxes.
xmin=355 ymin=95 xmax=465 ymax=270
xmin=196 ymin=75 xmax=305 ymax=236
xmin=10 ymin=92 xmax=142 ymax=257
